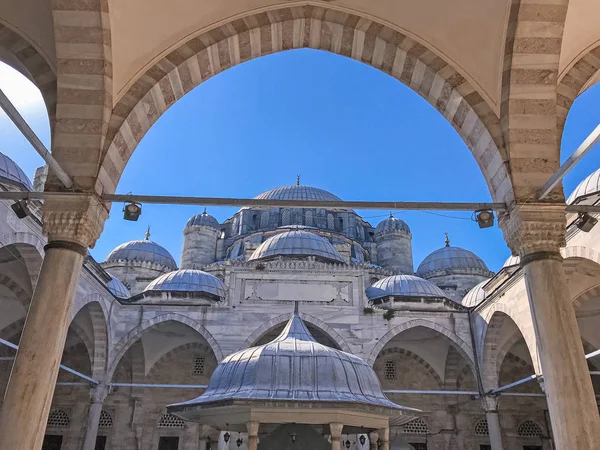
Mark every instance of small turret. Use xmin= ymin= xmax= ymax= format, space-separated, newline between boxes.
xmin=374 ymin=214 xmax=413 ymax=273
xmin=181 ymin=209 xmax=220 ymax=269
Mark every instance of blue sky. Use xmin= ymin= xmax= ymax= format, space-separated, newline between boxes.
xmin=1 ymin=49 xmax=599 ymax=272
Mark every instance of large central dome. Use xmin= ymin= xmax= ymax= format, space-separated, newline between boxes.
xmin=254 ymin=185 xmax=342 ymax=202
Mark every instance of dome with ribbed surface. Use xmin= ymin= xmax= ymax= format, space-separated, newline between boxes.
xmin=503 ymin=255 xmax=520 ymax=268
xmin=249 ymin=230 xmax=344 ymax=263
xmin=145 ymin=269 xmax=225 ymax=298
xmin=366 ymin=274 xmax=446 ymax=301
xmin=417 ymin=241 xmax=489 ymax=277
xmin=461 ymin=279 xmax=489 ymax=307
xmin=106 ymin=239 xmax=177 ymax=270
xmin=169 ymin=314 xmax=411 ymax=415
xmin=107 ymin=274 xmax=130 ymax=299
xmin=186 ymin=210 xmax=219 ymax=229
xmin=375 ymin=215 xmax=410 ymax=234
xmin=0 ymin=152 xmax=32 ymax=190
xmin=568 ymin=168 xmax=600 ymax=204
xmin=255 ymin=185 xmax=342 ymax=202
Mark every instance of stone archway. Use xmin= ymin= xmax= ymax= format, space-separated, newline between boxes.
xmin=70 ymin=300 xmax=109 ymax=379
xmin=99 ymin=4 xmax=511 ymax=202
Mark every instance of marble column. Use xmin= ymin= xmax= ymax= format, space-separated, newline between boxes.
xmin=0 ymin=194 xmax=107 ymax=450
xmin=377 ymin=428 xmax=389 ymax=450
xmin=369 ymin=431 xmax=379 ymax=450
xmin=482 ymin=397 xmax=504 ymax=450
xmin=500 ymin=205 xmax=600 ymax=449
xmin=330 ymin=423 xmax=343 ymax=450
xmin=81 ymin=384 xmax=109 ymax=450
xmin=246 ymin=421 xmax=259 ymax=450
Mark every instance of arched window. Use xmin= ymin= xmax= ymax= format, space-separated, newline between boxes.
xmin=474 ymin=419 xmax=489 ymax=436
xmin=260 ymin=211 xmax=269 ymax=229
xmin=518 ymin=420 xmax=543 ymax=438
xmin=47 ymin=409 xmax=70 ymax=428
xmin=337 ymin=217 xmax=344 ymax=231
xmin=193 ymin=356 xmax=205 ymax=375
xmin=251 ymin=213 xmax=258 ymax=229
xmin=158 ymin=413 xmax=184 ymax=428
xmin=305 ymin=210 xmax=314 ymax=227
xmin=327 ymin=213 xmax=335 ymax=230
xmin=282 ymin=209 xmax=291 ymax=225
xmin=99 ymin=410 xmax=113 ymax=428
xmin=402 ymin=418 xmax=428 ymax=434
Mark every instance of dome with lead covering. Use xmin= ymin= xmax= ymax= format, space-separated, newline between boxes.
xmin=255 ymin=185 xmax=342 ymax=202
xmin=169 ymin=313 xmax=412 ymax=415
xmin=145 ymin=269 xmax=225 ymax=298
xmin=0 ymin=152 xmax=32 ymax=190
xmin=249 ymin=230 xmax=344 ymax=263
xmin=186 ymin=210 xmax=219 ymax=229
xmin=503 ymin=255 xmax=520 ymax=268
xmin=107 ymin=274 xmax=130 ymax=299
xmin=568 ymin=168 xmax=600 ymax=204
xmin=461 ymin=279 xmax=489 ymax=307
xmin=366 ymin=274 xmax=446 ymax=301
xmin=106 ymin=239 xmax=177 ymax=270
xmin=417 ymin=236 xmax=490 ymax=277
xmin=375 ymin=215 xmax=410 ymax=234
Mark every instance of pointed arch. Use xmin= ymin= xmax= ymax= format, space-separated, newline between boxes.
xmin=70 ymin=300 xmax=109 ymax=379
xmin=242 ymin=312 xmax=351 ymax=353
xmin=100 ymin=5 xmax=511 ymax=202
xmin=377 ymin=346 xmax=443 ymax=388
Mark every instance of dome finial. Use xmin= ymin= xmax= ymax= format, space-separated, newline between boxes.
xmin=202 ymin=207 xmax=207 ymax=215
xmin=444 ymin=232 xmax=450 ymax=247
xmin=296 ymin=175 xmax=301 ymax=186
xmin=389 ymin=211 xmax=393 ymax=218
xmin=145 ymin=226 xmax=151 ymax=240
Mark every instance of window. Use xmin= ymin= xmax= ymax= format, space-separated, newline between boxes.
xmin=337 ymin=217 xmax=344 ymax=231
xmin=327 ymin=214 xmax=335 ymax=230
xmin=42 ymin=435 xmax=63 ymax=450
xmin=158 ymin=436 xmax=180 ymax=450
xmin=475 ymin=419 xmax=489 ymax=436
xmin=251 ymin=214 xmax=258 ymax=229
xmin=158 ymin=413 xmax=185 ymax=428
xmin=193 ymin=356 xmax=205 ymax=375
xmin=305 ymin=210 xmax=313 ymax=227
xmin=47 ymin=409 xmax=70 ymax=428
xmin=95 ymin=436 xmax=107 ymax=450
xmin=282 ymin=209 xmax=291 ymax=225
xmin=402 ymin=418 xmax=428 ymax=435
xmin=384 ymin=360 xmax=396 ymax=379
xmin=518 ymin=421 xmax=543 ymax=438
xmin=260 ymin=212 xmax=269 ymax=229
xmin=99 ymin=410 xmax=112 ymax=428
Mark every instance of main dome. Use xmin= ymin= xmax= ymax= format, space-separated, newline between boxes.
xmin=0 ymin=152 xmax=32 ymax=190
xmin=417 ymin=242 xmax=490 ymax=277
xmin=145 ymin=269 xmax=225 ymax=298
xmin=106 ymin=240 xmax=177 ymax=270
xmin=254 ymin=185 xmax=342 ymax=202
xmin=249 ymin=230 xmax=344 ymax=263
xmin=366 ymin=275 xmax=446 ymax=301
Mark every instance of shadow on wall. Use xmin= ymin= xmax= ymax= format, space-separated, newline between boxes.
xmin=258 ymin=424 xmax=329 ymax=450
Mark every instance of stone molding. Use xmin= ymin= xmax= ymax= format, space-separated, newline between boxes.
xmin=42 ymin=194 xmax=108 ymax=249
xmin=499 ymin=204 xmax=566 ymax=257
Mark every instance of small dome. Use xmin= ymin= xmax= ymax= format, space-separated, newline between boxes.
xmin=169 ymin=314 xmax=408 ymax=414
xmin=366 ymin=274 xmax=446 ymax=301
xmin=417 ymin=237 xmax=489 ymax=277
xmin=375 ymin=215 xmax=410 ymax=234
xmin=106 ymin=239 xmax=177 ymax=270
xmin=503 ymin=254 xmax=520 ymax=268
xmin=255 ymin=185 xmax=342 ymax=202
xmin=145 ymin=269 xmax=225 ymax=298
xmin=106 ymin=273 xmax=130 ymax=299
xmin=461 ymin=279 xmax=490 ymax=307
xmin=567 ymin=168 xmax=600 ymax=204
xmin=0 ymin=152 xmax=32 ymax=190
xmin=249 ymin=230 xmax=344 ymax=263
xmin=186 ymin=210 xmax=219 ymax=229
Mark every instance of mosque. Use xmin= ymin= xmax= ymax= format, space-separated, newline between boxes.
xmin=1 ymin=151 xmax=599 ymax=450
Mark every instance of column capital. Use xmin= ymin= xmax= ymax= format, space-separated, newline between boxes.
xmin=482 ymin=395 xmax=499 ymax=412
xmin=246 ymin=421 xmax=259 ymax=436
xmin=498 ymin=203 xmax=566 ymax=257
xmin=42 ymin=193 xmax=108 ymax=249
xmin=90 ymin=383 xmax=109 ymax=404
xmin=329 ymin=422 xmax=344 ymax=439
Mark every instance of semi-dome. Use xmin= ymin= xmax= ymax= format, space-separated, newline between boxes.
xmin=169 ymin=313 xmax=410 ymax=415
xmin=0 ymin=152 xmax=32 ymax=190
xmin=567 ymin=168 xmax=600 ymax=204
xmin=186 ymin=209 xmax=219 ymax=229
xmin=461 ymin=279 xmax=490 ymax=307
xmin=144 ymin=269 xmax=225 ymax=298
xmin=249 ymin=230 xmax=344 ymax=263
xmin=417 ymin=236 xmax=489 ymax=277
xmin=255 ymin=184 xmax=342 ymax=202
xmin=375 ymin=214 xmax=410 ymax=234
xmin=366 ymin=274 xmax=446 ymax=301
xmin=106 ymin=239 xmax=177 ymax=270
xmin=107 ymin=274 xmax=130 ymax=299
